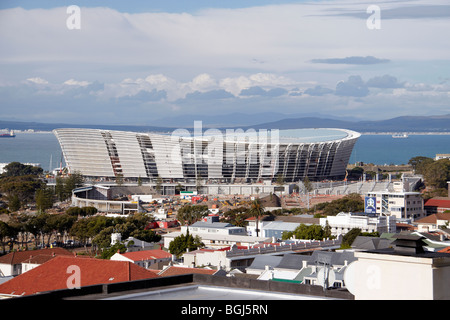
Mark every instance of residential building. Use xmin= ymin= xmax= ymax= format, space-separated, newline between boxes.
xmin=320 ymin=212 xmax=397 ymax=236
xmin=257 ymin=251 xmax=356 ymax=289
xmin=344 ymin=234 xmax=450 ymax=300
xmin=0 ymin=255 xmax=159 ymax=297
xmin=157 ymin=265 xmax=227 ymax=277
xmin=182 ymin=215 xmax=247 ymax=237
xmin=163 ymin=215 xmax=271 ymax=249
xmin=110 ymin=249 xmax=173 ymax=269
xmin=415 ymin=212 xmax=450 ymax=233
xmin=435 ymin=154 xmax=450 ymax=161
xmin=424 ymin=198 xmax=450 ymax=215
xmin=245 ymin=255 xmax=283 ymax=275
xmin=0 ymin=247 xmax=74 ymax=277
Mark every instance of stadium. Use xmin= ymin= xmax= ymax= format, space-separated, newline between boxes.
xmin=53 ymin=127 xmax=360 ymax=183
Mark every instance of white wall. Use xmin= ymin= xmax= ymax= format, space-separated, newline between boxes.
xmin=344 ymin=251 xmax=450 ymax=300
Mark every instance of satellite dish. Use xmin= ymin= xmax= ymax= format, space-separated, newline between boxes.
xmin=317 ymin=268 xmax=336 ymax=288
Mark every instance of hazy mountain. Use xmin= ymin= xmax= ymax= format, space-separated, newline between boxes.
xmin=1 ymin=114 xmax=449 ymax=133
xmin=248 ymin=114 xmax=450 ymax=132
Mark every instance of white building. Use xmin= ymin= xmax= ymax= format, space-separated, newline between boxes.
xmin=163 ymin=216 xmax=271 ymax=249
xmin=320 ymin=212 xmax=397 ymax=236
xmin=365 ymin=181 xmax=425 ymax=221
xmin=110 ymin=249 xmax=173 ymax=269
xmin=344 ymin=235 xmax=450 ymax=300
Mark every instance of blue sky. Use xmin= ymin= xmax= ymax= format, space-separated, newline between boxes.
xmin=0 ymin=0 xmax=449 ymax=126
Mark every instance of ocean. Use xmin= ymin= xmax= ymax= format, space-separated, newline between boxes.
xmin=0 ymin=132 xmax=449 ymax=172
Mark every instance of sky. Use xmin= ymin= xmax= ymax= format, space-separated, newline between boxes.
xmin=0 ymin=0 xmax=449 ymax=126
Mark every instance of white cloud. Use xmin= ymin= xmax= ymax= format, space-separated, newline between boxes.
xmin=26 ymin=77 xmax=49 ymax=85
xmin=64 ymin=79 xmax=91 ymax=86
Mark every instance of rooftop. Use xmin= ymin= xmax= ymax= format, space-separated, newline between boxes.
xmin=0 ymin=255 xmax=158 ymax=296
xmin=117 ymin=249 xmax=173 ymax=261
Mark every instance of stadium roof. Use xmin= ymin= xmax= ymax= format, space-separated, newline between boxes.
xmin=196 ymin=128 xmax=360 ymax=144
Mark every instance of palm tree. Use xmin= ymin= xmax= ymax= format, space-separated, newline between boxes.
xmin=249 ymin=198 xmax=265 ymax=237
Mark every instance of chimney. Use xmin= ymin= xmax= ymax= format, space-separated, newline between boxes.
xmin=391 ymin=234 xmax=427 ymax=255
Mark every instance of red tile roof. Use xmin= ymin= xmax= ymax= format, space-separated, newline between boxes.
xmin=416 ymin=212 xmax=450 ymax=224
xmin=158 ymin=266 xmax=216 ymax=277
xmin=0 ymin=255 xmax=158 ymax=296
xmin=0 ymin=247 xmax=74 ymax=265
xmin=424 ymin=198 xmax=450 ymax=208
xmin=119 ymin=249 xmax=172 ymax=261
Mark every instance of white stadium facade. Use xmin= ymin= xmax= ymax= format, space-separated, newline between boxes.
xmin=53 ymin=127 xmax=360 ymax=183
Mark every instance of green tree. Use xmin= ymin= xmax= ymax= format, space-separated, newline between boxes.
xmin=1 ymin=162 xmax=43 ymax=177
xmin=35 ymin=187 xmax=54 ymax=213
xmin=422 ymin=159 xmax=450 ymax=188
xmin=176 ymin=205 xmax=209 ymax=226
xmin=341 ymin=228 xmax=361 ymax=249
xmin=408 ymin=156 xmax=434 ymax=173
xmin=168 ymin=229 xmax=204 ymax=258
xmin=282 ymin=223 xmax=331 ymax=241
xmin=8 ymin=195 xmax=21 ymax=212
xmin=0 ymin=220 xmax=11 ymax=253
xmin=303 ymin=176 xmax=313 ymax=192
xmin=249 ymin=198 xmax=265 ymax=237
xmin=99 ymin=242 xmax=127 ymax=259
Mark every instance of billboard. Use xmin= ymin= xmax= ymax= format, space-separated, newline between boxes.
xmin=364 ymin=196 xmax=377 ymax=214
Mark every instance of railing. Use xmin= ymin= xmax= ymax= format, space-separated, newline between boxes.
xmin=225 ymin=239 xmax=341 ymax=258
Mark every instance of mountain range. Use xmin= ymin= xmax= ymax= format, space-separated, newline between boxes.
xmin=1 ymin=113 xmax=449 ymax=133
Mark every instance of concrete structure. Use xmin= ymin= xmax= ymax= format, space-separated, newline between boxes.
xmin=320 ymin=212 xmax=397 ymax=236
xmin=54 ymin=127 xmax=360 ymax=182
xmin=365 ymin=181 xmax=425 ymax=221
xmin=435 ymin=154 xmax=450 ymax=161
xmin=344 ymin=235 xmax=450 ymax=300
xmin=8 ymin=273 xmax=354 ymax=300
xmin=180 ymin=239 xmax=342 ymax=271
xmin=71 ymin=185 xmax=141 ymax=214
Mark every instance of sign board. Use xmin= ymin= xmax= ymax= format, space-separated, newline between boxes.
xmin=364 ymin=196 xmax=377 ymax=214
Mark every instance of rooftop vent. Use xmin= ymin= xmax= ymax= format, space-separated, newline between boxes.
xmin=391 ymin=234 xmax=427 ymax=255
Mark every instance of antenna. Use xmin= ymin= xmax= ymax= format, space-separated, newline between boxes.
xmin=316 ymin=252 xmax=334 ymax=291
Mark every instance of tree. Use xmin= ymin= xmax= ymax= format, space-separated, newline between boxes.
xmin=35 ymin=187 xmax=54 ymax=213
xmin=62 ymin=171 xmax=84 ymax=200
xmin=408 ymin=156 xmax=433 ymax=174
xmin=249 ymin=198 xmax=265 ymax=237
xmin=0 ymin=221 xmax=11 ymax=253
xmin=303 ymin=176 xmax=313 ymax=192
xmin=155 ymin=176 xmax=163 ymax=194
xmin=176 ymin=205 xmax=209 ymax=226
xmin=168 ymin=229 xmax=204 ymax=258
xmin=341 ymin=228 xmax=361 ymax=249
xmin=1 ymin=162 xmax=43 ymax=177
xmin=314 ymin=193 xmax=364 ymax=216
xmin=422 ymin=159 xmax=450 ymax=189
xmin=0 ymin=175 xmax=44 ymax=209
xmin=282 ymin=223 xmax=331 ymax=241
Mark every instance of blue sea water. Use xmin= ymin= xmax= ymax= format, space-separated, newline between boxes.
xmin=0 ymin=132 xmax=449 ymax=171
xmin=350 ymin=134 xmax=450 ymax=165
